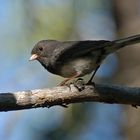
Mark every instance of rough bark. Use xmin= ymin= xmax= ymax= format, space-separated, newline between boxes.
xmin=0 ymin=83 xmax=140 ymax=112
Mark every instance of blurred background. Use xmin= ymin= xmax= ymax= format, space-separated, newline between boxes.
xmin=1 ymin=0 xmax=140 ymax=140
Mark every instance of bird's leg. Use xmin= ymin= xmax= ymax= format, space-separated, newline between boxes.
xmin=58 ymin=73 xmax=80 ymax=86
xmin=87 ymin=65 xmax=100 ymax=84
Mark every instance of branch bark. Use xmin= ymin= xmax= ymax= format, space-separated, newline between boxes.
xmin=0 ymin=83 xmax=140 ymax=112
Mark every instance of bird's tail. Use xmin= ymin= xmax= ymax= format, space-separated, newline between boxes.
xmin=113 ymin=34 xmax=140 ymax=49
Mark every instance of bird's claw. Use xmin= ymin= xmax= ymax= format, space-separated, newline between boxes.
xmin=73 ymin=78 xmax=85 ymax=91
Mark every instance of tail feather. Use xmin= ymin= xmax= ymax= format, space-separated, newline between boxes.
xmin=113 ymin=34 xmax=140 ymax=49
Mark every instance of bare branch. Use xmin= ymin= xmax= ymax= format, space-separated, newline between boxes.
xmin=0 ymin=83 xmax=140 ymax=111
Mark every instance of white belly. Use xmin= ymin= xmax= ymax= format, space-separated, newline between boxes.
xmin=60 ymin=57 xmax=97 ymax=78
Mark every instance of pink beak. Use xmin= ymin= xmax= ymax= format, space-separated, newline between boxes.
xmin=29 ymin=54 xmax=38 ymax=61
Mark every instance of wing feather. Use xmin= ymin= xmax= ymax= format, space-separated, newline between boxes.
xmin=51 ymin=40 xmax=112 ymax=66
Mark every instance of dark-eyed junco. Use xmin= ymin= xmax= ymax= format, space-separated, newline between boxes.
xmin=29 ymin=34 xmax=140 ymax=85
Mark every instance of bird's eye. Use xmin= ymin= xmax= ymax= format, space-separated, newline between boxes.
xmin=39 ymin=46 xmax=43 ymax=51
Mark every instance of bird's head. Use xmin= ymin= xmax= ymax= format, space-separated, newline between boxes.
xmin=29 ymin=40 xmax=59 ymax=69
xmin=30 ymin=39 xmax=59 ymax=59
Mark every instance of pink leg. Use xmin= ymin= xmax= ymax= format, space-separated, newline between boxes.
xmin=59 ymin=73 xmax=80 ymax=86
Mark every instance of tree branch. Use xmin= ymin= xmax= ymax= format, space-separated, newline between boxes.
xmin=0 ymin=83 xmax=140 ymax=111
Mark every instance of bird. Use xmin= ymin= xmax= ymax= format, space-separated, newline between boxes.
xmin=29 ymin=34 xmax=140 ymax=86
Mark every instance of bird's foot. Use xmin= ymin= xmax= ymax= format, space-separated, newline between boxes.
xmin=63 ymin=78 xmax=85 ymax=91
xmin=73 ymin=78 xmax=85 ymax=91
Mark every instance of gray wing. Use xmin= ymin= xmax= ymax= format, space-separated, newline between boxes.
xmin=51 ymin=40 xmax=112 ymax=65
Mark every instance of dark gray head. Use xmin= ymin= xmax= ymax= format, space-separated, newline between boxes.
xmin=30 ymin=40 xmax=59 ymax=59
xmin=29 ymin=40 xmax=59 ymax=68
